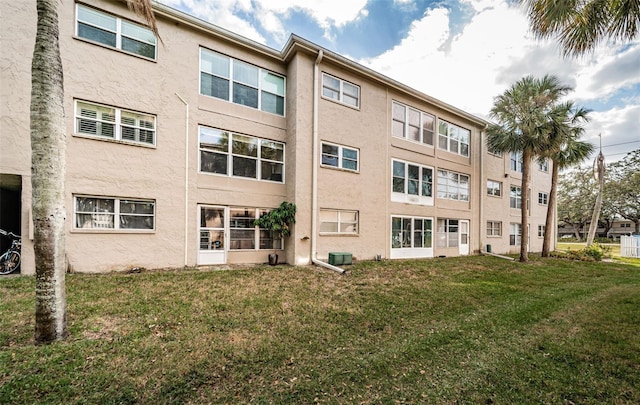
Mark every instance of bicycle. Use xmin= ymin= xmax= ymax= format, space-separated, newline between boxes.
xmin=0 ymin=229 xmax=21 ymax=275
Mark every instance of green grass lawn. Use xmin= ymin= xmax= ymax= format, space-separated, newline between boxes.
xmin=2 ymin=256 xmax=639 ymax=404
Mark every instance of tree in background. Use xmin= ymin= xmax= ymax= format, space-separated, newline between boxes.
xmin=607 ymin=149 xmax=640 ymax=234
xmin=557 ymin=168 xmax=598 ymax=240
xmin=521 ymin=0 xmax=640 ymax=56
xmin=539 ymin=102 xmax=593 ymax=256
xmin=487 ymin=75 xmax=571 ymax=262
xmin=32 ymin=0 xmax=159 ymax=344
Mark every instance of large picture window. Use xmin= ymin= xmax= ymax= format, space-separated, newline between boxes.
xmin=76 ymin=4 xmax=156 ymax=59
xmin=75 ymin=100 xmax=156 ymax=146
xmin=200 ymin=48 xmax=285 ymax=116
xmin=74 ymin=196 xmax=154 ymax=230
xmin=320 ymin=210 xmax=359 ymax=234
xmin=322 ymin=73 xmax=360 ymax=108
xmin=437 ymin=170 xmax=469 ymax=201
xmin=321 ymin=142 xmax=359 ymax=172
xmin=391 ymin=217 xmax=433 ymax=249
xmin=392 ymin=160 xmax=433 ymax=205
xmin=438 ymin=120 xmax=470 ymax=157
xmin=228 ymin=208 xmax=282 ymax=250
xmin=199 ymin=126 xmax=284 ymax=183
xmin=392 ymin=101 xmax=435 ymax=146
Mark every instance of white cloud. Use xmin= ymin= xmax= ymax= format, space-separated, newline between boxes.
xmin=160 ymin=0 xmax=267 ymax=44
xmin=362 ymin=1 xmax=535 ymax=116
xmin=586 ymin=104 xmax=640 ymax=161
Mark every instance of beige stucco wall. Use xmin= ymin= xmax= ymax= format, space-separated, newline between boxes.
xmin=481 ymin=145 xmax=554 ymax=255
xmin=1 ymin=1 xmax=37 ymax=274
xmin=1 ymin=0 xmax=553 ymax=274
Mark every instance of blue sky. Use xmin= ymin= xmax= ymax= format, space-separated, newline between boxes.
xmin=160 ymin=0 xmax=640 ymax=163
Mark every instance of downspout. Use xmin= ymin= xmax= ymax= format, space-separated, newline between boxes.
xmin=310 ymin=50 xmax=345 ymax=274
xmin=176 ymin=93 xmax=189 ymax=267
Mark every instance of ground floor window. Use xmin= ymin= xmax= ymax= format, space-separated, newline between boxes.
xmin=391 ymin=216 xmax=433 ymax=249
xmin=230 ymin=208 xmax=281 ymax=250
xmin=74 ymin=195 xmax=155 ymax=230
xmin=510 ymin=223 xmax=522 ymax=246
xmin=320 ymin=209 xmax=359 ymax=234
xmin=200 ymin=206 xmax=281 ymax=252
xmin=538 ymin=224 xmax=545 ymax=238
xmin=437 ymin=218 xmax=459 ymax=248
xmin=487 ymin=221 xmax=502 ymax=237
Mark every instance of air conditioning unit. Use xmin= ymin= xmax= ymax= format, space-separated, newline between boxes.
xmin=328 ymin=252 xmax=353 ymax=265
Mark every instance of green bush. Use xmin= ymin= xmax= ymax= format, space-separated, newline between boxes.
xmin=552 ymin=244 xmax=605 ymax=262
xmin=582 ymin=244 xmax=603 ymax=261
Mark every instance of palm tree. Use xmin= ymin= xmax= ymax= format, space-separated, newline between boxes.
xmin=486 ymin=75 xmax=571 ymax=262
xmin=32 ymin=0 xmax=159 ymax=344
xmin=32 ymin=0 xmax=68 ymax=344
xmin=539 ymin=102 xmax=593 ymax=256
xmin=521 ymin=0 xmax=640 ymax=56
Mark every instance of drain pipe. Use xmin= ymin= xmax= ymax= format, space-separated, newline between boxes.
xmin=310 ymin=50 xmax=345 ymax=274
xmin=176 ymin=93 xmax=189 ymax=267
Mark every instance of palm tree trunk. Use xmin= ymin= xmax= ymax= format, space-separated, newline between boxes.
xmin=586 ymin=152 xmax=605 ymax=246
xmin=542 ymin=162 xmax=559 ymax=256
xmin=31 ymin=0 xmax=67 ymax=343
xmin=520 ymin=150 xmax=532 ymax=262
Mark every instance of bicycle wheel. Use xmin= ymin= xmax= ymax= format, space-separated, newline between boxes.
xmin=0 ymin=251 xmax=20 ymax=275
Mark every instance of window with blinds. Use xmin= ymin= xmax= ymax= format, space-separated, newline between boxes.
xmin=75 ymin=101 xmax=156 ymax=146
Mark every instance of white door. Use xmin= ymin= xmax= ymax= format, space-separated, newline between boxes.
xmin=459 ymin=220 xmax=470 ymax=255
xmin=198 ymin=205 xmax=226 ymax=265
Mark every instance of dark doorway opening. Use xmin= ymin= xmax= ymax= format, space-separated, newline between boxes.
xmin=1 ymin=174 xmax=22 ymax=273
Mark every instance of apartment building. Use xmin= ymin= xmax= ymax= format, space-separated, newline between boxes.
xmin=0 ymin=1 xmax=553 ymax=274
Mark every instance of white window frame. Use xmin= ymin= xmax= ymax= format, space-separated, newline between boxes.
xmin=74 ymin=100 xmax=156 ymax=147
xmin=538 ymin=192 xmax=548 ymax=205
xmin=321 ymin=73 xmax=360 ymax=108
xmin=437 ymin=218 xmax=459 ymax=248
xmin=510 ymin=185 xmax=522 ymax=209
xmin=391 ymin=159 xmax=434 ymax=205
xmin=391 ymin=216 xmax=433 ymax=259
xmin=538 ymin=159 xmax=549 ymax=172
xmin=391 ymin=101 xmax=435 ymax=146
xmin=199 ymin=48 xmax=286 ymax=116
xmin=198 ymin=126 xmax=285 ymax=183
xmin=73 ymin=195 xmax=155 ymax=231
xmin=510 ymin=223 xmax=522 ymax=246
xmin=538 ymin=224 xmax=545 ymax=238
xmin=437 ymin=169 xmax=470 ymax=202
xmin=75 ymin=4 xmax=157 ymax=59
xmin=510 ymin=151 xmax=523 ymax=173
xmin=319 ymin=209 xmax=359 ymax=235
xmin=228 ymin=207 xmax=283 ymax=251
xmin=321 ymin=142 xmax=359 ymax=172
xmin=437 ymin=120 xmax=470 ymax=157
xmin=487 ymin=180 xmax=502 ymax=197
xmin=487 ymin=221 xmax=502 ymax=237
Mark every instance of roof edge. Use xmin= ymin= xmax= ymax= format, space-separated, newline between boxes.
xmin=152 ymin=2 xmax=489 ymax=127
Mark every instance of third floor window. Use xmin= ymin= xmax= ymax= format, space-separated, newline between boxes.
xmin=438 ymin=120 xmax=470 ymax=157
xmin=392 ymin=101 xmax=435 ymax=146
xmin=76 ymin=4 xmax=156 ymax=59
xmin=200 ymin=48 xmax=286 ymax=116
